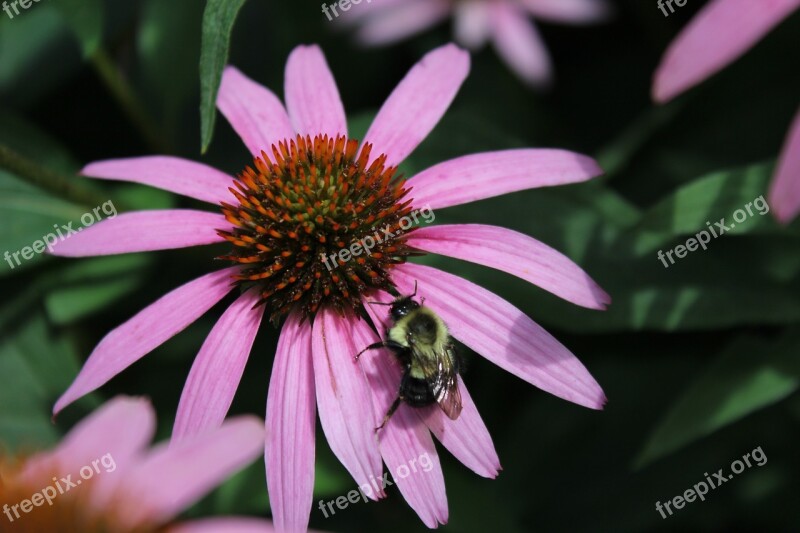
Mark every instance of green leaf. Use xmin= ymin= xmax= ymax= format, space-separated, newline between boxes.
xmin=52 ymin=0 xmax=104 ymax=57
xmin=199 ymin=0 xmax=248 ymax=153
xmin=635 ymin=331 xmax=800 ymax=468
xmin=0 ymin=9 xmax=68 ymax=93
xmin=45 ymin=255 xmax=152 ymax=324
xmin=0 ymin=313 xmax=81 ymax=450
xmin=632 ymin=162 xmax=784 ymax=255
xmin=0 ymin=170 xmax=85 ymax=277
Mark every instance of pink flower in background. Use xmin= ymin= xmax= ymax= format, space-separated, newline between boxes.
xmin=0 ymin=396 xmax=274 ymax=532
xmin=652 ymin=0 xmax=800 ymax=223
xmin=339 ymin=0 xmax=612 ymax=87
xmin=50 ymin=43 xmax=609 ymax=530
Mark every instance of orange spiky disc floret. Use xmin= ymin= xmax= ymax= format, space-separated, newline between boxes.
xmin=218 ymin=134 xmax=418 ymax=323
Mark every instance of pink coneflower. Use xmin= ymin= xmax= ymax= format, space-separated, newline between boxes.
xmin=0 ymin=396 xmax=275 ymax=532
xmin=338 ymin=0 xmax=612 ymax=87
xmin=51 ymin=43 xmax=609 ymax=530
xmin=652 ymin=0 xmax=800 ymax=223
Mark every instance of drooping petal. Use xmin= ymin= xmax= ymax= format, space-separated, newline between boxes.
xmin=311 ymin=308 xmax=385 ymax=499
xmin=53 ymin=268 xmax=239 ymax=415
xmin=355 ymin=0 xmax=451 ymax=47
xmin=652 ymin=0 xmax=800 ymax=102
xmin=82 ymin=157 xmax=233 ymax=205
xmin=113 ymin=416 xmax=265 ymax=529
xmin=362 ymin=44 xmax=469 ymax=167
xmin=284 ymin=45 xmax=347 ymax=138
xmin=518 ymin=0 xmax=613 ymax=24
xmin=420 ymin=379 xmax=500 ymax=479
xmin=407 ymin=149 xmax=603 ymax=209
xmin=360 ymin=302 xmax=449 ymax=527
xmin=173 ymin=289 xmax=265 ymax=443
xmin=407 ymin=224 xmax=610 ymax=309
xmin=49 ymin=210 xmax=227 ymax=257
xmin=21 ymin=396 xmax=155 ymax=483
xmin=169 ymin=518 xmax=277 ymax=533
xmin=217 ymin=66 xmax=295 ymax=157
xmin=391 ymin=263 xmax=607 ymax=410
xmin=265 ymin=311 xmax=316 ymax=533
xmin=489 ymin=2 xmax=553 ymax=87
xmin=454 ymin=0 xmax=492 ymax=49
xmin=768 ymin=108 xmax=800 ymax=224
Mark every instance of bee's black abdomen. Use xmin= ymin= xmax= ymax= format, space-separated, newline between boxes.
xmin=400 ymin=376 xmax=436 ymax=407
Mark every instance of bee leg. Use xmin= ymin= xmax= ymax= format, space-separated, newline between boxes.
xmin=375 ymin=395 xmax=403 ymax=433
xmin=354 ymin=340 xmax=406 ymax=362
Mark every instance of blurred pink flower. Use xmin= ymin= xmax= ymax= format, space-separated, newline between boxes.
xmin=339 ymin=0 xmax=612 ymax=87
xmin=652 ymin=0 xmax=800 ymax=223
xmin=1 ymin=396 xmax=274 ymax=532
xmin=51 ymin=43 xmax=609 ymax=530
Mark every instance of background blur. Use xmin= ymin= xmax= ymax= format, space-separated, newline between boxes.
xmin=1 ymin=0 xmax=799 ymax=531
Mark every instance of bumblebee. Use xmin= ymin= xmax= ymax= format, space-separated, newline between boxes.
xmin=356 ymin=284 xmax=463 ymax=431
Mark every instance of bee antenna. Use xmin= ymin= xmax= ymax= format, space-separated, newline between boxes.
xmin=365 ymin=300 xmax=393 ymax=306
xmin=410 ymin=280 xmax=418 ymax=298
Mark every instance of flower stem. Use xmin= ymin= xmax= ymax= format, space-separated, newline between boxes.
xmin=0 ymin=144 xmax=112 ymax=208
xmin=90 ymin=48 xmax=172 ymax=154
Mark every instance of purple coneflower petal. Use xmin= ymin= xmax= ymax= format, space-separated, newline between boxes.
xmin=489 ymin=2 xmax=552 ymax=87
xmin=49 ymin=210 xmax=227 ymax=257
xmin=169 ymin=518 xmax=277 ymax=533
xmin=114 ymin=416 xmax=264 ymax=529
xmin=408 ymin=149 xmax=603 ymax=209
xmin=217 ymin=66 xmax=295 ymax=157
xmin=21 ymin=396 xmax=155 ymax=483
xmin=355 ymin=0 xmax=451 ymax=47
xmin=356 ymin=310 xmax=448 ymax=527
xmin=392 ymin=263 xmax=607 ymax=410
xmin=652 ymin=0 xmax=800 ymax=103
xmin=53 ymin=268 xmax=239 ymax=415
xmin=82 ymin=157 xmax=233 ymax=205
xmin=454 ymin=0 xmax=491 ymax=49
xmin=768 ymin=108 xmax=800 ymax=224
xmin=173 ymin=289 xmax=265 ymax=443
xmin=311 ymin=308 xmax=385 ymax=499
xmin=518 ymin=0 xmax=613 ymax=24
xmin=265 ymin=312 xmax=316 ymax=533
xmin=407 ymin=224 xmax=610 ymax=310
xmin=285 ymin=45 xmax=348 ymax=139
xmin=420 ymin=379 xmax=500 ymax=479
xmin=362 ymin=44 xmax=469 ymax=167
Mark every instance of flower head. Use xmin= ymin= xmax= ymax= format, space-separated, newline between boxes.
xmin=340 ymin=0 xmax=612 ymax=87
xmin=218 ymin=133 xmax=415 ymax=322
xmin=652 ymin=0 xmax=800 ymax=223
xmin=0 ymin=396 xmax=272 ymax=532
xmin=51 ymin=43 xmax=609 ymax=530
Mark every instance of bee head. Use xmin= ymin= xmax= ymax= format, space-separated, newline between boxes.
xmin=390 ymin=296 xmax=420 ymax=321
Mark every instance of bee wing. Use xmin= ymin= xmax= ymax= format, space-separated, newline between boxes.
xmin=415 ymin=344 xmax=462 ymax=420
xmin=435 ymin=367 xmax=462 ymax=420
